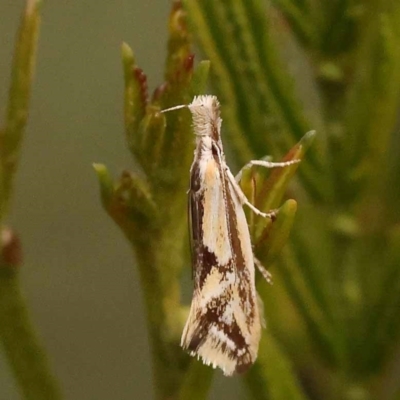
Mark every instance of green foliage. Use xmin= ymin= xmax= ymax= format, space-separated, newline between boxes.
xmin=0 ymin=1 xmax=62 ymax=399
xmin=0 ymin=256 xmax=62 ymax=400
xmin=0 ymin=0 xmax=42 ymax=221
xmin=181 ymin=0 xmax=400 ymax=399
xmin=3 ymin=0 xmax=400 ymax=399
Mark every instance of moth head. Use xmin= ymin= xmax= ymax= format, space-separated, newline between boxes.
xmin=161 ymin=95 xmax=220 ymax=120
xmin=188 ymin=95 xmax=220 ymax=121
xmin=161 ymin=95 xmax=222 ymax=140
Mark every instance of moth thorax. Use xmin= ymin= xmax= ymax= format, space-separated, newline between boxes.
xmin=199 ymin=135 xmax=213 ymax=153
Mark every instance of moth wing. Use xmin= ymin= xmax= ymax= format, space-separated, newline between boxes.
xmin=188 ymin=185 xmax=201 ymax=280
xmin=182 ymin=160 xmax=261 ymax=375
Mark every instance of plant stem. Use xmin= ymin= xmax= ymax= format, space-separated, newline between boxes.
xmin=0 ymin=263 xmax=62 ymax=399
xmin=126 ymin=219 xmax=190 ymax=400
xmin=0 ymin=0 xmax=42 ymax=221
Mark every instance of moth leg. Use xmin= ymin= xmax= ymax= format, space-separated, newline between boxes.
xmin=254 ymin=256 xmax=273 ymax=285
xmin=226 ymin=168 xmax=276 ymax=219
xmin=235 ymin=159 xmax=300 ymax=183
xmin=247 ymin=159 xmax=300 ymax=168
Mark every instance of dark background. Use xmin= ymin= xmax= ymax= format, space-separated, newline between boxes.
xmin=0 ymin=1 xmax=242 ymax=399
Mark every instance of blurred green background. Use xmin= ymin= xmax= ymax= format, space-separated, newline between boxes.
xmin=0 ymin=2 xmax=239 ymax=399
xmin=2 ymin=1 xmax=400 ymax=399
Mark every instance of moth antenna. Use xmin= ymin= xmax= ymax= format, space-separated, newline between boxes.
xmin=160 ymin=104 xmax=188 ymax=113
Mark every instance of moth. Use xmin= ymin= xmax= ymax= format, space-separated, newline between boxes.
xmin=162 ymin=95 xmax=298 ymax=375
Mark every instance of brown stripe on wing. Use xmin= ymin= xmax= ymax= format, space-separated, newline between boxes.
xmin=188 ymin=160 xmax=202 ymax=281
xmin=209 ymin=141 xmax=247 ymax=273
xmin=215 ymin=144 xmax=256 ymax=321
xmin=220 ymin=159 xmax=258 ymax=337
xmin=188 ymin=160 xmax=218 ymax=287
xmin=219 ymin=158 xmax=258 ymax=323
xmin=185 ymin=275 xmax=255 ymax=374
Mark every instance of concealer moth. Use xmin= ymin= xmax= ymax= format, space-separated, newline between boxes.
xmin=162 ymin=95 xmax=299 ymax=376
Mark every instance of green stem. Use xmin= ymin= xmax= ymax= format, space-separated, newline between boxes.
xmin=130 ymin=220 xmax=190 ymax=400
xmin=0 ymin=0 xmax=41 ymax=220
xmin=0 ymin=267 xmax=62 ymax=400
